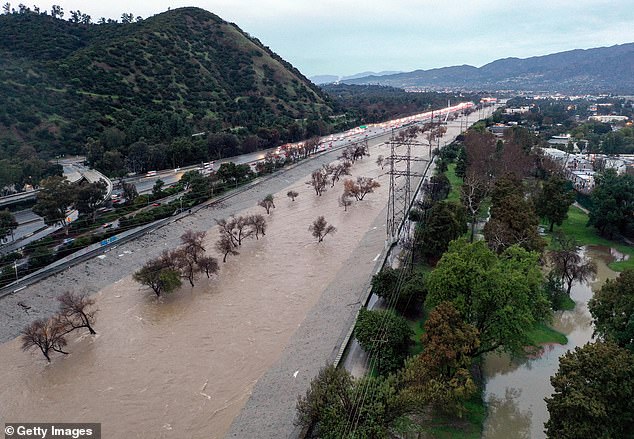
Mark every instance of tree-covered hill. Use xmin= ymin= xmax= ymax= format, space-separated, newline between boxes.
xmin=0 ymin=7 xmax=333 ymax=175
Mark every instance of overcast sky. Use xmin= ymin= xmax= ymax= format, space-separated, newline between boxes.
xmin=33 ymin=1 xmax=634 ymax=77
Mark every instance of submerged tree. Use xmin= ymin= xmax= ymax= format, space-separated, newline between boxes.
xmin=197 ymin=256 xmax=219 ymax=278
xmin=21 ymin=317 xmax=69 ymax=362
xmin=339 ymin=193 xmax=353 ymax=211
xmin=307 ymin=169 xmax=328 ymax=196
xmin=309 ymin=216 xmax=336 ymax=242
xmin=343 ymin=177 xmax=381 ymax=201
xmin=133 ymin=254 xmax=182 ymax=297
xmin=287 ymin=190 xmax=299 ymax=202
xmin=180 ymin=230 xmax=206 ymax=263
xmin=215 ymin=235 xmax=239 ymax=262
xmin=548 ymin=233 xmax=597 ymax=296
xmin=56 ymin=292 xmax=98 ymax=335
xmin=258 ymin=194 xmax=276 ymax=214
xmin=247 ymin=214 xmax=267 ymax=239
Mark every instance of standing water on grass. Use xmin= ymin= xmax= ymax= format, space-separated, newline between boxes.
xmin=482 ymin=246 xmax=618 ymax=439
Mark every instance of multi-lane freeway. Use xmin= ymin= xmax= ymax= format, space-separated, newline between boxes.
xmin=1 ymin=101 xmax=484 ymax=256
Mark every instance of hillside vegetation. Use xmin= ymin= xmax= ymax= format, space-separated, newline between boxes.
xmin=0 ymin=7 xmax=333 ymax=176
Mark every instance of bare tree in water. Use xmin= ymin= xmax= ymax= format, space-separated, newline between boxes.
xmin=343 ymin=177 xmax=381 ymax=201
xmin=247 ymin=214 xmax=267 ymax=239
xmin=21 ymin=317 xmax=69 ymax=362
xmin=57 ymin=292 xmax=98 ymax=335
xmin=197 ymin=255 xmax=219 ymax=278
xmin=258 ymin=194 xmax=276 ymax=214
xmin=307 ymin=169 xmax=328 ymax=196
xmin=180 ymin=230 xmax=206 ymax=263
xmin=287 ymin=190 xmax=299 ymax=201
xmin=216 ymin=235 xmax=239 ymax=262
xmin=339 ymin=193 xmax=353 ymax=211
xmin=309 ymin=216 xmax=337 ymax=242
xmin=548 ymin=233 xmax=598 ymax=295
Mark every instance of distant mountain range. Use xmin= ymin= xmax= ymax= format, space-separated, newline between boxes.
xmin=310 ymin=71 xmax=402 ymax=85
xmin=340 ymin=44 xmax=634 ymax=94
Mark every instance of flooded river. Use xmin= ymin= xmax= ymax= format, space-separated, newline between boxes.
xmin=482 ymin=246 xmax=619 ymax=439
xmin=0 ymin=150 xmax=392 ymax=438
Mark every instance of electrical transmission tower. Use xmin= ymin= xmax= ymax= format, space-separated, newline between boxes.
xmin=385 ymin=126 xmax=428 ymax=243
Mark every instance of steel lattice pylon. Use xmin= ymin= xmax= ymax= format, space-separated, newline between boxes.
xmin=385 ymin=127 xmax=427 ymax=243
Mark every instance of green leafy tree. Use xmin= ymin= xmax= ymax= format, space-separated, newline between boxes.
xmin=401 ymin=302 xmax=479 ymax=415
xmin=535 ymin=175 xmax=575 ymax=231
xmin=0 ymin=209 xmax=18 ymax=241
xmin=121 ymin=181 xmax=138 ymax=203
xmin=33 ymin=176 xmax=75 ymax=230
xmin=152 ymin=179 xmax=165 ymax=198
xmin=455 ymin=146 xmax=467 ymax=179
xmin=426 ymin=239 xmax=550 ymax=357
xmin=133 ymin=254 xmax=182 ymax=297
xmin=416 ymin=200 xmax=467 ymax=261
xmin=371 ymin=267 xmax=423 ymax=313
xmin=354 ymin=308 xmax=413 ymax=375
xmin=216 ymin=162 xmax=252 ymax=186
xmin=545 ymin=341 xmax=634 ymax=439
xmin=588 ymin=169 xmax=634 ymax=238
xmin=589 ymin=269 xmax=634 ymax=351
xmin=295 ymin=364 xmax=401 ymax=439
xmin=75 ymin=179 xmax=107 ymax=222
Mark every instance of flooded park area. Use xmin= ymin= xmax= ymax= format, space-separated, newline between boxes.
xmin=482 ymin=246 xmax=620 ymax=439
xmin=0 ymin=146 xmax=395 ymax=438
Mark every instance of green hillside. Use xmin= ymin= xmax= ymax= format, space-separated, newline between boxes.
xmin=0 ymin=7 xmax=333 ymax=177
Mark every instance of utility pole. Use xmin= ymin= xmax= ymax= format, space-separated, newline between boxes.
xmin=14 ymin=260 xmax=18 ymax=282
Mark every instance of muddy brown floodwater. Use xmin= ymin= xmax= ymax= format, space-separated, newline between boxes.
xmin=0 ymin=149 xmax=392 ymax=438
xmin=482 ymin=246 xmax=619 ymax=439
